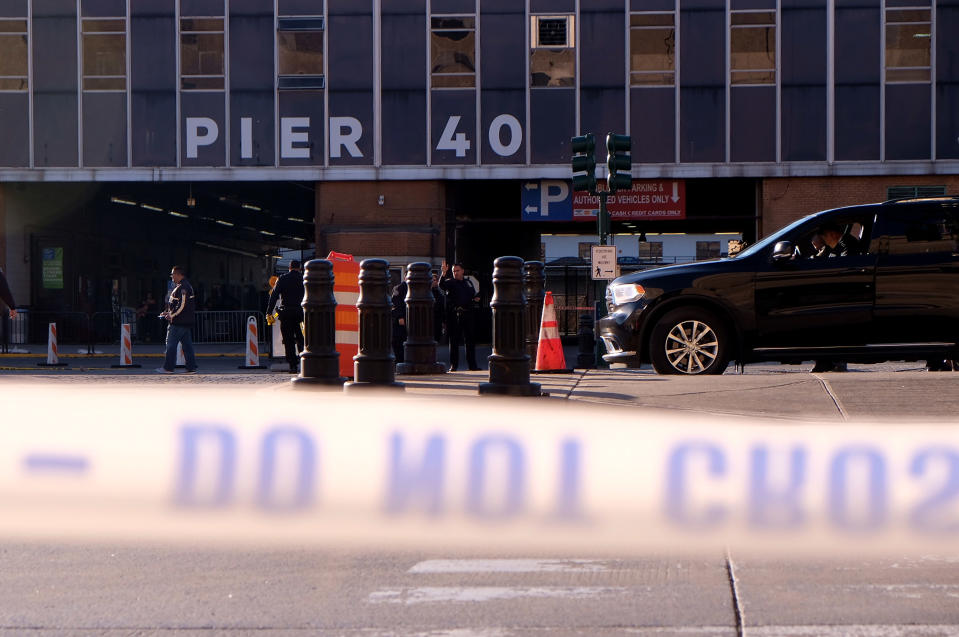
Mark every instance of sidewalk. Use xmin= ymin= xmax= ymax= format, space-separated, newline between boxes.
xmin=1 ymin=340 xmax=955 ymax=421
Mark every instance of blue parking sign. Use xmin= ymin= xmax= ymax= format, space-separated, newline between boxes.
xmin=521 ymin=180 xmax=572 ymax=221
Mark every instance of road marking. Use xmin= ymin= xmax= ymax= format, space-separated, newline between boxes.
xmin=368 ymin=586 xmax=628 ymax=604
xmin=408 ymin=559 xmax=610 ymax=574
xmin=750 ymin=626 xmax=959 ymax=637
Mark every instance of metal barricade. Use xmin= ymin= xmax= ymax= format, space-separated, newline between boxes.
xmin=24 ymin=311 xmax=91 ymax=349
xmin=192 ymin=310 xmax=266 ymax=344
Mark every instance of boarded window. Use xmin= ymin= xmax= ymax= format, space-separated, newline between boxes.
xmin=181 ymin=17 xmax=224 ymax=90
xmin=531 ymin=15 xmax=574 ymax=88
xmin=886 ymin=8 xmax=931 ymax=83
xmin=278 ymin=16 xmax=324 ymax=89
xmin=431 ymin=16 xmax=475 ymax=88
xmin=82 ymin=18 xmax=126 ymax=91
xmin=0 ymin=19 xmax=28 ymax=91
xmin=730 ymin=11 xmax=775 ymax=85
xmin=630 ymin=13 xmax=675 ymax=86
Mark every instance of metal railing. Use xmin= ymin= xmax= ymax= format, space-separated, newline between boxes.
xmin=1 ymin=309 xmax=266 ymax=352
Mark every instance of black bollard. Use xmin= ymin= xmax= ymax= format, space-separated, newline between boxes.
xmin=397 ymin=262 xmax=447 ymax=375
xmin=479 ymin=256 xmax=543 ymax=397
xmin=576 ymin=313 xmax=597 ymax=369
xmin=523 ymin=260 xmax=545 ymax=364
xmin=345 ymin=259 xmax=404 ymax=391
xmin=292 ymin=259 xmax=346 ymax=388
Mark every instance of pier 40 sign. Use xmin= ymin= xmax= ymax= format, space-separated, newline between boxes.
xmin=573 ymin=180 xmax=686 ymax=221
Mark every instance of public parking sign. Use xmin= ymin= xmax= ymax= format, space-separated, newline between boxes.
xmin=590 ymin=246 xmax=618 ymax=280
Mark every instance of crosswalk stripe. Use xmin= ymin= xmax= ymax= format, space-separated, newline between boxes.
xmin=408 ymin=558 xmax=610 ymax=574
xmin=368 ymin=586 xmax=629 ymax=604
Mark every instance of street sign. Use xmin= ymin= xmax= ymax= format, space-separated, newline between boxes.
xmin=573 ymin=179 xmax=686 ymax=220
xmin=590 ymin=245 xmax=618 ymax=280
xmin=520 ymin=180 xmax=572 ymax=221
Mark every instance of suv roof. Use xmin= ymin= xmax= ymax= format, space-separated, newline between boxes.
xmin=882 ymin=195 xmax=959 ymax=205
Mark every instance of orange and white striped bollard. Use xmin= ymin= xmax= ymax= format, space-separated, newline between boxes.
xmin=238 ymin=315 xmax=266 ymax=369
xmin=111 ymin=323 xmax=141 ymax=368
xmin=37 ymin=322 xmax=68 ymax=367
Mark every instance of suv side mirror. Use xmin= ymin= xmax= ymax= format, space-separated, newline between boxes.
xmin=771 ymin=241 xmax=795 ymax=263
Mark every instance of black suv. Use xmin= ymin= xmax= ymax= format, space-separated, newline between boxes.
xmin=598 ymin=197 xmax=959 ymax=374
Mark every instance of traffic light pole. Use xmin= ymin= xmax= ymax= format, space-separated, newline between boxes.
xmin=598 ymin=191 xmax=610 ymax=246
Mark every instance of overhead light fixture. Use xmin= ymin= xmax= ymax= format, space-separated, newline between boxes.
xmin=259 ymin=230 xmax=276 ymax=236
xmin=187 ymin=184 xmax=196 ymax=208
xmin=168 ymin=211 xmax=188 ymax=218
xmin=293 ymin=236 xmax=307 ymax=241
xmin=287 ymin=216 xmax=307 ymax=223
xmin=215 ymin=219 xmax=235 ymax=227
xmin=110 ymin=197 xmax=137 ymax=206
xmin=194 ymin=241 xmax=259 ymax=258
xmin=140 ymin=203 xmax=163 ymax=212
xmin=241 ymin=203 xmax=262 ymax=211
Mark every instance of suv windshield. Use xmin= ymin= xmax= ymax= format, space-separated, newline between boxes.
xmin=728 ymin=213 xmax=817 ymax=259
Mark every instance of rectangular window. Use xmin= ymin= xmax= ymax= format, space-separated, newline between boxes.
xmin=887 ymin=185 xmax=946 ymax=200
xmin=630 ymin=13 xmax=675 ymax=86
xmin=0 ymin=19 xmax=28 ymax=91
xmin=885 ymin=8 xmax=931 ymax=83
xmin=696 ymin=241 xmax=720 ymax=260
xmin=181 ymin=17 xmax=224 ymax=90
xmin=531 ymin=15 xmax=574 ymax=88
xmin=730 ymin=10 xmax=775 ymax=85
xmin=82 ymin=18 xmax=126 ymax=91
xmin=638 ymin=241 xmax=664 ymax=261
xmin=579 ymin=241 xmax=597 ymax=260
xmin=431 ymin=15 xmax=475 ymax=88
xmin=278 ymin=16 xmax=324 ymax=90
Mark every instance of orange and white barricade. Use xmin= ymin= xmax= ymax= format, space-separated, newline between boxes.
xmin=238 ymin=315 xmax=266 ymax=369
xmin=328 ymin=251 xmax=360 ymax=379
xmin=37 ymin=322 xmax=67 ymax=367
xmin=111 ymin=323 xmax=141 ymax=368
xmin=534 ymin=291 xmax=572 ymax=373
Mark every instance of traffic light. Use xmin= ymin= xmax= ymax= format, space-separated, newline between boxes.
xmin=570 ymin=134 xmax=596 ymax=193
xmin=606 ymin=133 xmax=632 ymax=193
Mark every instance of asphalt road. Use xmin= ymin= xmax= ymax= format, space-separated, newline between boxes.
xmin=1 ymin=356 xmax=957 ymax=635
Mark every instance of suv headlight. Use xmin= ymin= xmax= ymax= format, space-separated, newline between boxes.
xmin=609 ymin=283 xmax=646 ymax=305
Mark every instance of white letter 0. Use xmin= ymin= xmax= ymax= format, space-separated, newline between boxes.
xmin=488 ymin=114 xmax=522 ymax=157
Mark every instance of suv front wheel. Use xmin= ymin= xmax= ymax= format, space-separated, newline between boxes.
xmin=650 ymin=308 xmax=729 ymax=375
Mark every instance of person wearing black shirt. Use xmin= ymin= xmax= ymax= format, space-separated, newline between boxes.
xmin=391 ymin=278 xmax=408 ymax=363
xmin=439 ymin=261 xmax=480 ymax=371
xmin=815 ymin=221 xmax=863 ymax=258
xmin=267 ymin=260 xmax=305 ymax=373
xmin=157 ymin=265 xmax=198 ymax=374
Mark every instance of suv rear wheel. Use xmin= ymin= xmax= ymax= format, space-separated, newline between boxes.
xmin=650 ymin=308 xmax=729 ymax=375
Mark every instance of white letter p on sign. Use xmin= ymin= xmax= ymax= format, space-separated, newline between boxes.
xmin=185 ymin=117 xmax=219 ymax=159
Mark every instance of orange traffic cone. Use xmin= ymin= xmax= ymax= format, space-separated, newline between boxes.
xmin=534 ymin=291 xmax=572 ymax=373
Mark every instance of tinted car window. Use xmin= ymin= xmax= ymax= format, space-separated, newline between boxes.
xmin=878 ymin=205 xmax=959 ymax=255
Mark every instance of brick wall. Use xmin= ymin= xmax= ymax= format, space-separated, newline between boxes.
xmin=316 ymin=181 xmax=446 ymax=261
xmin=760 ymin=176 xmax=959 ymax=237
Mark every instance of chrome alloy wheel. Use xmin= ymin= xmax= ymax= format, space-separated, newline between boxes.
xmin=664 ymin=319 xmax=719 ymax=374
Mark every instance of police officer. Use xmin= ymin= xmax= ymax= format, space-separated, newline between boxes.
xmin=267 ymin=260 xmax=305 ymax=373
xmin=440 ymin=261 xmax=480 ymax=371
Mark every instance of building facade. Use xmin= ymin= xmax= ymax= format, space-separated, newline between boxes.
xmin=1 ymin=0 xmax=958 ymax=314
